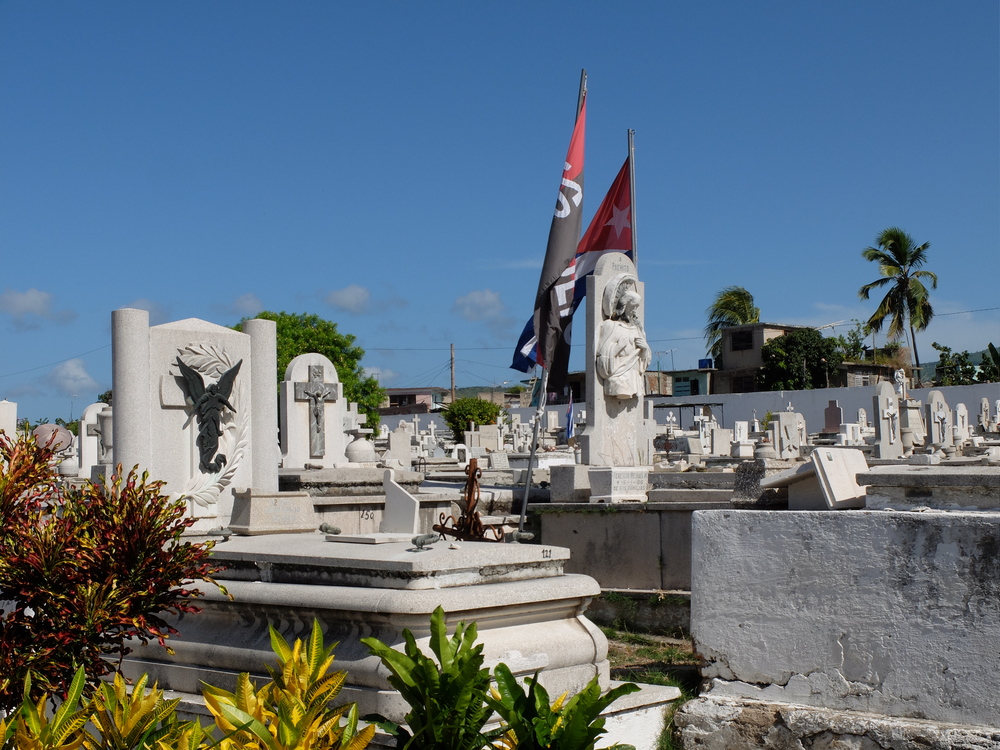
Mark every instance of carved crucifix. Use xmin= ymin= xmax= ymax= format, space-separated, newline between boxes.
xmin=932 ymin=403 xmax=948 ymax=445
xmin=881 ymin=398 xmax=898 ymax=445
xmin=294 ymin=365 xmax=337 ymax=458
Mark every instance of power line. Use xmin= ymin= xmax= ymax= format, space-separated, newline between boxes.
xmin=0 ymin=345 xmax=110 ymax=380
xmin=936 ymin=306 xmax=1000 ymax=316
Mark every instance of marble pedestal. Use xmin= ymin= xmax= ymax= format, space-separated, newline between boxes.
xmin=121 ymin=534 xmax=609 ymax=724
xmin=588 ymin=466 xmax=649 ymax=503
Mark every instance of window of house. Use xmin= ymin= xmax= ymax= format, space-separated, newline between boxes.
xmin=730 ymin=331 xmax=754 ymax=352
xmin=731 ymin=375 xmax=756 ymax=392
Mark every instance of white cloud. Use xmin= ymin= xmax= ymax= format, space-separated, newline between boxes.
xmin=6 ymin=383 xmax=42 ymax=398
xmin=326 ymin=284 xmax=371 ymax=314
xmin=453 ymin=289 xmax=505 ymax=321
xmin=365 ymin=367 xmax=400 ymax=384
xmin=0 ymin=288 xmax=75 ymax=329
xmin=47 ymin=359 xmax=99 ymax=396
xmin=231 ymin=293 xmax=264 ymax=317
xmin=124 ymin=298 xmax=170 ymax=325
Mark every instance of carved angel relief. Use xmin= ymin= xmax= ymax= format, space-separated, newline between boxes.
xmin=171 ymin=343 xmax=249 ymax=509
xmin=175 ymin=356 xmax=242 ymax=472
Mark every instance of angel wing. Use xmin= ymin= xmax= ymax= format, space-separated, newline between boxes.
xmin=176 ymin=357 xmax=206 ymax=401
xmin=216 ymin=359 xmax=243 ymax=401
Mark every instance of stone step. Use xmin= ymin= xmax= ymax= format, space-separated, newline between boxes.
xmin=647 ymin=488 xmax=733 ymax=503
xmin=649 ymin=471 xmax=736 ymax=490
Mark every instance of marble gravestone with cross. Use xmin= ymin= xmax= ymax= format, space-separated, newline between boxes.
xmin=384 ymin=421 xmax=413 ymax=468
xmin=978 ymin=398 xmax=991 ymax=434
xmin=924 ymin=390 xmax=954 ymax=451
xmin=111 ymin=309 xmax=280 ymax=534
xmin=78 ymin=402 xmax=113 ymax=481
xmin=952 ymin=403 xmax=971 ymax=446
xmin=873 ymin=381 xmax=903 ymax=459
xmin=770 ymin=411 xmax=803 ymax=460
xmin=280 ymin=353 xmax=353 ymax=469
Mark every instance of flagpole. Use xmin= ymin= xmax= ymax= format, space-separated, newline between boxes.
xmin=517 ymin=70 xmax=587 ymax=536
xmin=628 ymin=129 xmax=637 ymax=269
xmin=518 ymin=367 xmax=548 ymax=533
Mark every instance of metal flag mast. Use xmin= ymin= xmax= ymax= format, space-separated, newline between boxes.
xmin=629 ymin=128 xmax=637 ymax=269
xmin=518 ymin=70 xmax=587 ymax=534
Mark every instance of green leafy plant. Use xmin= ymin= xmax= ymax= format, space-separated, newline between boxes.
xmin=488 ymin=663 xmax=638 ymax=750
xmin=361 ymin=606 xmax=500 ymax=750
xmin=441 ymin=398 xmax=505 ymax=445
xmin=8 ymin=667 xmax=93 ymax=750
xmin=931 ymin=342 xmax=979 ymax=386
xmin=0 ymin=432 xmax=223 ymax=710
xmin=757 ymin=328 xmax=842 ymax=391
xmin=202 ymin=620 xmax=374 ymax=750
xmin=83 ymin=673 xmax=184 ymax=750
xmin=1 ymin=620 xmax=374 ymax=750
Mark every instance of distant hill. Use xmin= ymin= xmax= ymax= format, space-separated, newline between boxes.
xmin=922 ymin=348 xmax=990 ymax=380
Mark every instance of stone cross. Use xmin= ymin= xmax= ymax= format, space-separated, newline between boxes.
xmin=294 ymin=365 xmax=338 ymax=458
xmin=665 ymin=411 xmax=677 ymax=434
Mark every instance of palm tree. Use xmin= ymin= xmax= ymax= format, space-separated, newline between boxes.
xmin=858 ymin=227 xmax=937 ymax=374
xmin=704 ymin=286 xmax=760 ymax=366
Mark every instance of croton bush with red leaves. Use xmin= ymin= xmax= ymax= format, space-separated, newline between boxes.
xmin=0 ymin=432 xmax=223 ymax=710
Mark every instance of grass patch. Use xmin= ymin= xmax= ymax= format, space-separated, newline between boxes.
xmin=602 ymin=625 xmax=701 ymax=749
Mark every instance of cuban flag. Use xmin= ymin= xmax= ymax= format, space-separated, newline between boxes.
xmin=511 ymin=156 xmax=633 ymax=374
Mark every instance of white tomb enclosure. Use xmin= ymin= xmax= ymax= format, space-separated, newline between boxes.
xmin=730 ymin=420 xmax=754 ymax=458
xmin=836 ymin=422 xmax=863 ymax=446
xmin=120 ymin=534 xmax=682 ymax=735
xmin=112 ymin=309 xmax=279 ymax=533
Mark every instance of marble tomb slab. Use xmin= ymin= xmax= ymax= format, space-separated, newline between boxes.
xmin=208 ymin=533 xmax=568 ymax=589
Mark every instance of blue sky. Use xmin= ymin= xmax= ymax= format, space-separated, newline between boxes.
xmin=2 ymin=2 xmax=997 ymax=422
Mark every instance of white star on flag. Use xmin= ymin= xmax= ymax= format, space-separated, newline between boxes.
xmin=605 ymin=203 xmax=631 ymax=240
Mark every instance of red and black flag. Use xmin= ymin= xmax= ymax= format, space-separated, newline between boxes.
xmin=511 ymin=77 xmax=586 ymax=394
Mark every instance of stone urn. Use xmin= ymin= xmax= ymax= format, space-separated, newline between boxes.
xmin=345 ymin=430 xmax=378 ymax=464
xmin=900 ymin=427 xmax=915 ymax=457
xmin=754 ymin=439 xmax=777 ymax=460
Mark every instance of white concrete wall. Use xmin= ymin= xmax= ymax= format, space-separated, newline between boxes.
xmin=391 ymin=382 xmax=999 ymax=440
xmin=690 ymin=509 xmax=1000 ymax=726
xmin=648 ymin=381 xmax=1000 ymax=431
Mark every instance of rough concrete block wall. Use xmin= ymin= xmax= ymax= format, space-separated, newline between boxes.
xmin=690 ymin=509 xmax=1000 ymax=727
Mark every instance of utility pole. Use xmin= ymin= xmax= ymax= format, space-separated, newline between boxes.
xmin=450 ymin=344 xmax=456 ymax=403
